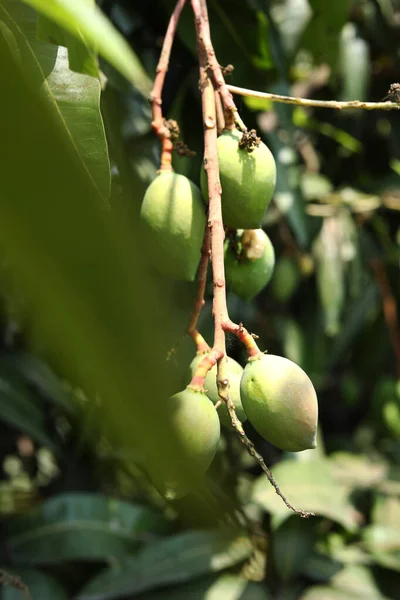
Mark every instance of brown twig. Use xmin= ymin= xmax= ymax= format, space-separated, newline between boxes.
xmin=226 ymin=84 xmax=400 ymax=111
xmin=370 ymin=259 xmax=400 ymax=378
xmin=149 ymin=0 xmax=187 ymax=170
xmin=191 ymin=0 xmax=313 ymax=518
xmin=187 ymin=223 xmax=211 ymax=352
xmin=0 ymin=570 xmax=31 ymax=600
xmin=191 ymin=0 xmax=246 ymax=131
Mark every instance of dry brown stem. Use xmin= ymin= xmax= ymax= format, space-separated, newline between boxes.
xmin=149 ymin=0 xmax=187 ymax=170
xmin=227 ymin=84 xmax=400 ymax=112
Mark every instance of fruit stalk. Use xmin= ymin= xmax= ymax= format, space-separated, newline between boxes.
xmin=149 ymin=0 xmax=187 ymax=170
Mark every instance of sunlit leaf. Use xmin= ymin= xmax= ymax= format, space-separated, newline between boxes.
xmin=251 ymin=459 xmax=360 ymax=531
xmin=17 ymin=0 xmax=151 ymax=94
xmin=76 ymin=530 xmax=252 ymax=600
xmin=0 ymin=0 xmax=110 ymax=200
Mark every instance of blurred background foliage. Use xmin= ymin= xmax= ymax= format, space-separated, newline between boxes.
xmin=0 ymin=0 xmax=399 ymax=598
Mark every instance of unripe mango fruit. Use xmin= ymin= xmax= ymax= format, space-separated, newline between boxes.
xmin=225 ymin=229 xmax=275 ymax=301
xmin=140 ymin=171 xmax=206 ymax=281
xmin=149 ymin=387 xmax=220 ymax=499
xmin=189 ymin=353 xmax=246 ymax=426
xmin=240 ymin=354 xmax=318 ymax=452
xmin=200 ymin=129 xmax=276 ymax=229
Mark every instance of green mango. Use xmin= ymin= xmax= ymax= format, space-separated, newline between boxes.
xmin=200 ymin=129 xmax=276 ymax=229
xmin=225 ymin=229 xmax=275 ymax=301
xmin=189 ymin=353 xmax=246 ymax=426
xmin=270 ymin=256 xmax=300 ymax=302
xmin=140 ymin=171 xmax=206 ymax=281
xmin=148 ymin=387 xmax=220 ymax=499
xmin=240 ymin=354 xmax=318 ymax=452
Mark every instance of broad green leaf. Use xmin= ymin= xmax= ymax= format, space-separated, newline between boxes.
xmin=0 ymin=371 xmax=57 ymax=451
xmin=0 ymin=21 xmax=214 ymax=520
xmin=1 ymin=568 xmax=68 ymax=600
xmin=251 ymin=459 xmax=359 ymax=531
xmin=37 ymin=12 xmax=99 ymax=78
xmin=272 ymin=515 xmax=317 ymax=582
xmin=0 ymin=352 xmax=74 ymax=414
xmin=300 ymin=564 xmax=391 ymax=599
xmin=5 ymin=493 xmax=168 ymax=565
xmin=0 ymin=0 xmax=110 ymax=200
xmin=18 ymin=0 xmax=151 ymax=95
xmin=299 ymin=0 xmax=351 ymax=71
xmin=363 ymin=526 xmax=400 ymax=572
xmin=135 ymin=574 xmax=270 ymax=600
xmin=76 ymin=530 xmax=253 ymax=600
xmin=329 ymin=453 xmax=387 ymax=491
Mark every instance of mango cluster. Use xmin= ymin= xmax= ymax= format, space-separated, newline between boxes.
xmin=139 ymin=129 xmax=318 ymax=498
xmin=140 ymin=128 xmax=276 ymax=300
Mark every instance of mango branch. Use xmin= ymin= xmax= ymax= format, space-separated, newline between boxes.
xmin=192 ymin=0 xmax=313 ymax=518
xmin=149 ymin=0 xmax=187 ymax=170
xmin=191 ymin=0 xmax=246 ymax=131
xmin=226 ymin=84 xmax=400 ymax=112
xmin=187 ymin=223 xmax=211 ymax=353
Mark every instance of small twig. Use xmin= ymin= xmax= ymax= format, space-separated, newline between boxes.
xmin=187 ymin=223 xmax=211 ymax=352
xmin=370 ymin=259 xmax=400 ymax=378
xmin=226 ymin=84 xmax=400 ymax=112
xmin=149 ymin=0 xmax=187 ymax=170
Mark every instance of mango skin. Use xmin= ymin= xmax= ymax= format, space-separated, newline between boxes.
xmin=189 ymin=353 xmax=246 ymax=426
xmin=240 ymin=354 xmax=318 ymax=452
xmin=225 ymin=229 xmax=275 ymax=302
xmin=140 ymin=171 xmax=206 ymax=281
xmin=200 ymin=129 xmax=276 ymax=229
xmin=149 ymin=388 xmax=220 ymax=499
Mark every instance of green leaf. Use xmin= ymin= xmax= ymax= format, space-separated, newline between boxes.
xmin=363 ymin=526 xmax=400 ymax=572
xmin=1 ymin=568 xmax=68 ymax=600
xmin=299 ymin=564 xmax=391 ymax=599
xmin=0 ymin=34 xmax=216 ymax=512
xmin=251 ymin=459 xmax=359 ymax=531
xmin=76 ymin=530 xmax=253 ymax=600
xmin=272 ymin=515 xmax=317 ymax=582
xmin=329 ymin=453 xmax=388 ymax=491
xmin=0 ymin=371 xmax=57 ymax=451
xmin=5 ymin=493 xmax=169 ymax=565
xmin=299 ymin=0 xmax=352 ymax=71
xmin=0 ymin=0 xmax=110 ymax=200
xmin=0 ymin=352 xmax=74 ymax=414
xmin=17 ymin=0 xmax=151 ymax=95
xmin=135 ymin=574 xmax=270 ymax=600
xmin=313 ymin=216 xmax=345 ymax=337
xmin=37 ymin=11 xmax=99 ymax=78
